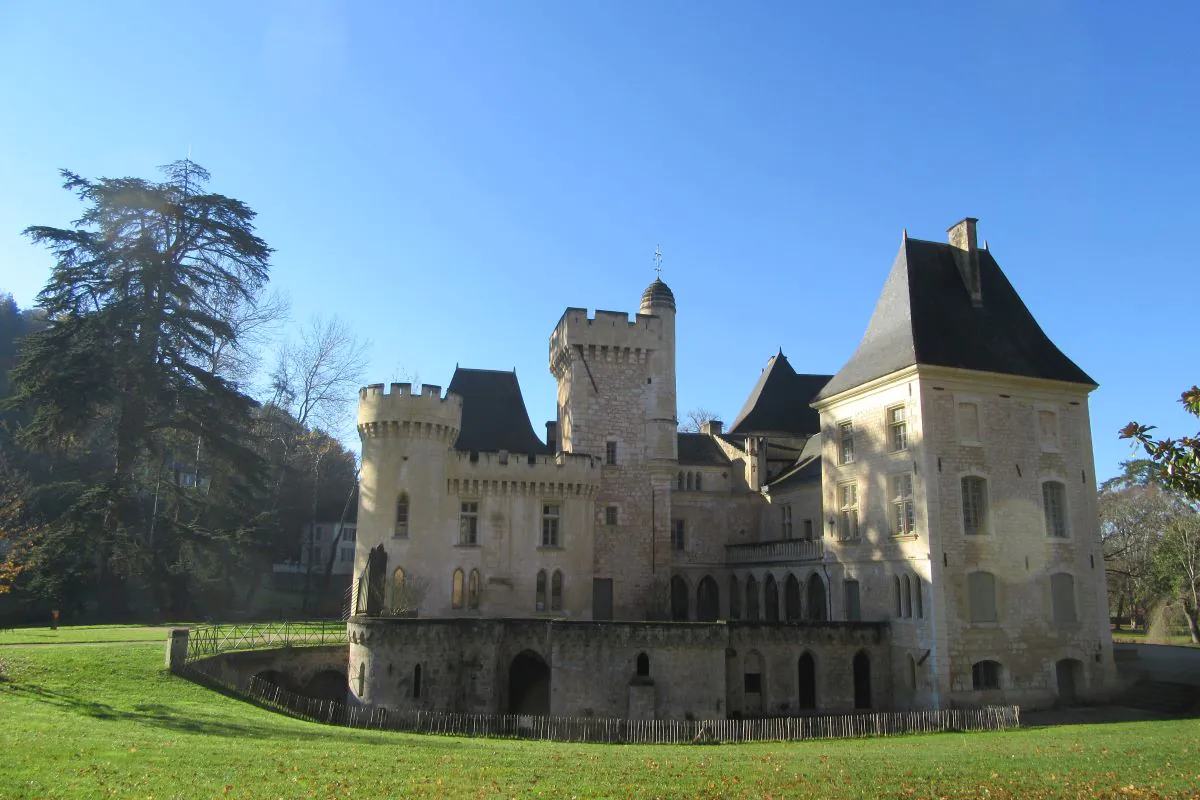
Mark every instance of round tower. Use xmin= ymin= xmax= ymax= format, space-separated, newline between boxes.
xmin=355 ymin=382 xmax=463 ymax=589
xmin=639 ymin=278 xmax=678 ymax=465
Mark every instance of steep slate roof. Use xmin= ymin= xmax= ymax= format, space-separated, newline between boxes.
xmin=765 ymin=434 xmax=823 ymax=491
xmin=815 ymin=238 xmax=1095 ymax=402
xmin=447 ymin=368 xmax=550 ymax=455
xmin=677 ymin=432 xmax=733 ymax=466
xmin=728 ymin=351 xmax=832 ymax=436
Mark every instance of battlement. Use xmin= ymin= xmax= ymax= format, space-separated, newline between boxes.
xmin=448 ymin=450 xmax=601 ymax=496
xmin=357 ymin=382 xmax=463 ymax=441
xmin=549 ymin=307 xmax=666 ymax=377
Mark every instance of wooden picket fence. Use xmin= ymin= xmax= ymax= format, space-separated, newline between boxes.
xmin=237 ymin=674 xmax=1019 ymax=744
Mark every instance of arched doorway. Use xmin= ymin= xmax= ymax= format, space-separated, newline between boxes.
xmin=1056 ymin=658 xmax=1082 ymax=705
xmin=797 ymin=652 xmax=817 ymax=710
xmin=806 ymin=574 xmax=827 ymax=621
xmin=784 ymin=574 xmax=802 ymax=621
xmin=696 ymin=575 xmax=719 ymax=621
xmin=508 ymin=650 xmax=551 ymax=714
xmin=670 ymin=575 xmax=689 ymax=621
xmin=764 ymin=575 xmax=779 ymax=622
xmin=852 ymin=651 xmax=871 ymax=709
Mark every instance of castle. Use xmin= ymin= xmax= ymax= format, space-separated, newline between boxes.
xmin=347 ymin=218 xmax=1116 ymax=719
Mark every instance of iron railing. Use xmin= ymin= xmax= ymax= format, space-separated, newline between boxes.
xmin=185 ymin=621 xmax=347 ymax=663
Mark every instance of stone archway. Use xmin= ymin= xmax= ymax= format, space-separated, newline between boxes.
xmin=508 ymin=650 xmax=551 ymax=714
xmin=302 ymin=669 xmax=349 ymax=702
xmin=806 ymin=574 xmax=827 ymax=621
xmin=696 ymin=575 xmax=720 ymax=622
xmin=784 ymin=574 xmax=802 ymax=621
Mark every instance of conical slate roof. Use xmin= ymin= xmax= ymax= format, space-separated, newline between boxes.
xmin=447 ymin=368 xmax=550 ymax=454
xmin=728 ymin=351 xmax=831 ymax=436
xmin=814 ymin=238 xmax=1095 ymax=402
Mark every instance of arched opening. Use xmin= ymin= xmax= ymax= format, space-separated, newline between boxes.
xmin=670 ymin=575 xmax=689 ymax=621
xmin=695 ymin=473 xmax=703 ymax=491
xmin=551 ymin=570 xmax=563 ymax=611
xmin=302 ymin=669 xmax=349 ymax=702
xmin=696 ymin=575 xmax=720 ymax=621
xmin=391 ymin=567 xmax=407 ymax=613
xmin=746 ymin=575 xmax=760 ymax=620
xmin=686 ymin=472 xmax=694 ymax=490
xmin=253 ymin=669 xmax=288 ymax=690
xmin=677 ymin=472 xmax=684 ymax=490
xmin=764 ymin=574 xmax=779 ymax=622
xmin=636 ymin=652 xmax=650 ymax=677
xmin=797 ymin=652 xmax=816 ymax=710
xmin=806 ymin=574 xmax=827 ymax=621
xmin=357 ymin=663 xmax=365 ymax=697
xmin=451 ymin=568 xmax=464 ymax=609
xmin=784 ymin=574 xmax=802 ymax=621
xmin=535 ymin=569 xmax=547 ymax=612
xmin=729 ymin=575 xmax=741 ymax=620
xmin=467 ymin=568 xmax=481 ymax=609
xmin=852 ymin=651 xmax=871 ymax=709
xmin=507 ymin=650 xmax=551 ymax=714
xmin=893 ymin=575 xmax=902 ymax=617
xmin=1056 ymin=658 xmax=1082 ymax=704
xmin=744 ymin=650 xmax=764 ymax=716
xmin=903 ymin=575 xmax=912 ymax=618
xmin=412 ymin=663 xmax=422 ymax=698
xmin=914 ymin=576 xmax=924 ymax=618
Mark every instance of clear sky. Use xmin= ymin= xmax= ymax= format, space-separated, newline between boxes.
xmin=1 ymin=1 xmax=1196 ymax=480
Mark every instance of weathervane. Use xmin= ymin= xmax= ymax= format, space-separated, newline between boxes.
xmin=653 ymin=244 xmax=663 ymax=279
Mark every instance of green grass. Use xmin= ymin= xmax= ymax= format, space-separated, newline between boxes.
xmin=0 ymin=624 xmax=180 ymax=645
xmin=0 ymin=640 xmax=1198 ymax=798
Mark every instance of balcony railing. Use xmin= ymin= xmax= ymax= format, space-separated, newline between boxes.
xmin=725 ymin=538 xmax=824 ymax=565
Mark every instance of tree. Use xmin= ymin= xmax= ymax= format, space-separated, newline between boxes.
xmin=680 ymin=407 xmax=720 ymax=433
xmin=6 ymin=161 xmax=273 ymax=614
xmin=1121 ymin=385 xmax=1200 ymax=500
xmin=1151 ymin=513 xmax=1200 ymax=643
xmin=270 ymin=315 xmax=369 ymax=436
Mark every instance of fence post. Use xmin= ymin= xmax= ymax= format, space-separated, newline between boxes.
xmin=165 ymin=628 xmax=190 ymax=673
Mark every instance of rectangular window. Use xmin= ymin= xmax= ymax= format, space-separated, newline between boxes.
xmin=780 ymin=505 xmax=792 ymax=539
xmin=343 ymin=527 xmax=356 ymax=543
xmin=394 ymin=495 xmax=409 ymax=538
xmin=671 ymin=519 xmax=685 ymax=551
xmin=605 ymin=440 xmax=618 ymax=466
xmin=961 ymin=476 xmax=988 ymax=536
xmin=887 ymin=405 xmax=908 ymax=452
xmin=838 ymin=482 xmax=859 ymax=540
xmin=1038 ymin=409 xmax=1060 ymax=451
xmin=459 ymin=501 xmax=478 ymax=545
xmin=743 ymin=673 xmax=762 ymax=694
xmin=1043 ymin=482 xmax=1067 ymax=538
xmin=844 ymin=580 xmax=861 ymax=621
xmin=968 ymin=571 xmax=997 ymax=623
xmin=541 ymin=504 xmax=560 ymax=546
xmin=605 ymin=505 xmax=619 ymax=526
xmin=340 ymin=547 xmax=353 ymax=563
xmin=802 ymin=518 xmax=814 ymax=541
xmin=972 ymin=660 xmax=1001 ymax=691
xmin=889 ymin=473 xmax=915 ymax=536
xmin=958 ymin=401 xmax=981 ymax=443
xmin=837 ymin=421 xmax=855 ymax=465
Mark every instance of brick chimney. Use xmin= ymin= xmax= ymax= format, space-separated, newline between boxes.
xmin=700 ymin=419 xmax=723 ymax=436
xmin=947 ymin=217 xmax=982 ymax=307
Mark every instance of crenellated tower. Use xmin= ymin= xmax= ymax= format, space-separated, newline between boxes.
xmin=549 ymin=278 xmax=678 ymax=620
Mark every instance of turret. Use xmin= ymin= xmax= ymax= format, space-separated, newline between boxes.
xmin=638 ymin=278 xmax=678 ymax=466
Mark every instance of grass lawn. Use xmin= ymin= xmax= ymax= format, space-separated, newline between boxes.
xmin=0 ymin=640 xmax=1198 ymax=798
xmin=0 ymin=624 xmax=181 ymax=646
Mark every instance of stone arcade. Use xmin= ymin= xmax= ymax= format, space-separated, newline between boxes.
xmin=347 ymin=218 xmax=1116 ymax=718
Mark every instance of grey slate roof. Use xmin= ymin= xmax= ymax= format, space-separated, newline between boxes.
xmin=677 ymin=432 xmax=733 ymax=466
xmin=814 ymin=238 xmax=1095 ymax=401
xmin=447 ymin=368 xmax=550 ymax=455
xmin=765 ymin=434 xmax=823 ymax=491
xmin=728 ymin=351 xmax=832 ymax=436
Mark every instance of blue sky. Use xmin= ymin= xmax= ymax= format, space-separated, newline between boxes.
xmin=1 ymin=1 xmax=1196 ymax=481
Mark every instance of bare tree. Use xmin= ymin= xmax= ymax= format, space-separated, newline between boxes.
xmin=204 ymin=288 xmax=291 ymax=389
xmin=271 ymin=315 xmax=370 ymax=435
xmin=680 ymin=407 xmax=720 ymax=433
xmin=390 ymin=573 xmax=430 ymax=616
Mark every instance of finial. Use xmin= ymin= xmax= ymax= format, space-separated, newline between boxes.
xmin=653 ymin=244 xmax=663 ymax=279
xmin=902 ymin=227 xmax=908 ymax=241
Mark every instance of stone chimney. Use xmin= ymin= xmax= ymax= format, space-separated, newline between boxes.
xmin=700 ymin=419 xmax=723 ymax=436
xmin=545 ymin=420 xmax=559 ymax=452
xmin=947 ymin=217 xmax=982 ymax=307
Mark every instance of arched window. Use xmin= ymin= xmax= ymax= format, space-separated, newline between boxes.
xmin=729 ymin=575 xmax=741 ymax=620
xmin=695 ymin=473 xmax=703 ymax=491
xmin=392 ymin=567 xmax=406 ymax=612
xmin=551 ymin=570 xmax=563 ymax=611
xmin=914 ymin=575 xmax=924 ymax=618
xmin=412 ymin=663 xmax=422 ymax=698
xmin=677 ymin=472 xmax=685 ymax=490
xmin=636 ymin=652 xmax=650 ymax=677
xmin=972 ymin=660 xmax=1002 ymax=690
xmin=467 ymin=568 xmax=481 ymax=610
xmin=670 ymin=575 xmax=689 ymax=621
xmin=764 ymin=574 xmax=779 ymax=622
xmin=968 ymin=571 xmax=997 ymax=623
xmin=686 ymin=472 xmax=694 ymax=491
xmin=535 ymin=570 xmax=547 ymax=612
xmin=784 ymin=574 xmax=802 ymax=621
xmin=451 ymin=568 xmax=464 ymax=609
xmin=697 ymin=575 xmax=719 ymax=621
xmin=1051 ymin=572 xmax=1076 ymax=624
xmin=806 ymin=574 xmax=827 ymax=621
xmin=746 ymin=575 xmax=760 ymax=620
xmin=357 ymin=662 xmax=365 ymax=697
xmin=395 ymin=493 xmax=409 ymax=537
xmin=894 ymin=575 xmax=903 ymax=617
xmin=902 ymin=575 xmax=912 ymax=618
